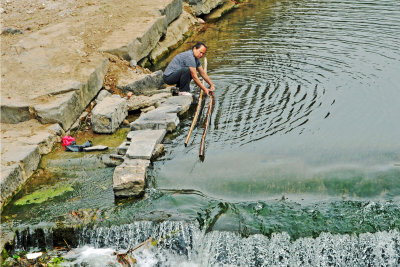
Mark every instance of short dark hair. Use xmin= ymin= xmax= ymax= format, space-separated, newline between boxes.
xmin=193 ymin=42 xmax=207 ymax=50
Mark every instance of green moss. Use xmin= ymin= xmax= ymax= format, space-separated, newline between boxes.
xmin=14 ymin=184 xmax=73 ymax=206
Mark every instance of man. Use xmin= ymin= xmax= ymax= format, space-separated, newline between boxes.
xmin=163 ymin=42 xmax=215 ymax=96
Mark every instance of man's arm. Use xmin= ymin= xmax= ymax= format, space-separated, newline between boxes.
xmin=197 ymin=66 xmax=215 ymax=91
xmin=189 ymin=67 xmax=212 ymax=95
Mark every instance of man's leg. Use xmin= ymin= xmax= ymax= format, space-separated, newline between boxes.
xmin=163 ymin=67 xmax=192 ymax=92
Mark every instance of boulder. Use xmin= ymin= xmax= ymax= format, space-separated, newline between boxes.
xmin=113 ymin=159 xmax=150 ymax=197
xmin=91 ymin=96 xmax=128 ymax=134
xmin=0 ymin=104 xmax=31 ymax=124
xmin=1 ymin=145 xmax=40 ymax=179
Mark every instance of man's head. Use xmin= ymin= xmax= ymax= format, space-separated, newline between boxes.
xmin=192 ymin=42 xmax=207 ymax=59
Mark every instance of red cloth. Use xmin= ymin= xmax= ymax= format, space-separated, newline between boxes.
xmin=62 ymin=136 xmax=75 ymax=148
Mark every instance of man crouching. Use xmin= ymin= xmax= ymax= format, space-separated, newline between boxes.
xmin=163 ymin=42 xmax=215 ymax=96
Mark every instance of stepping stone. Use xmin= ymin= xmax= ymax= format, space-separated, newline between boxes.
xmin=157 ymin=95 xmax=192 ymax=115
xmin=113 ymin=159 xmax=150 ymax=197
xmin=126 ymin=129 xmax=166 ymax=160
xmin=117 ymin=141 xmax=130 ymax=155
xmin=130 ymin=108 xmax=179 ymax=132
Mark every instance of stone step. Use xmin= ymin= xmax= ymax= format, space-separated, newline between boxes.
xmin=130 ymin=108 xmax=179 ymax=132
xmin=157 ymin=95 xmax=193 ymax=115
xmin=126 ymin=129 xmax=166 ymax=159
xmin=113 ymin=159 xmax=151 ymax=197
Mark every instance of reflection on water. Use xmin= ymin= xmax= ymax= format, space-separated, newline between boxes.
xmin=155 ymin=0 xmax=400 ymax=200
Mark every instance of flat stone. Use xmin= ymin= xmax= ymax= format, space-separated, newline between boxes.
xmin=83 ymin=145 xmax=109 ymax=152
xmin=1 ymin=144 xmax=40 ymax=179
xmin=141 ymin=106 xmax=156 ymax=113
xmin=101 ymin=154 xmax=124 ymax=167
xmin=91 ymin=95 xmax=128 ymax=134
xmin=130 ymin=108 xmax=179 ymax=132
xmin=126 ymin=129 xmax=166 ymax=159
xmin=0 ymin=164 xmax=24 ymax=207
xmin=158 ymin=95 xmax=193 ymax=115
xmin=117 ymin=141 xmax=130 ymax=155
xmin=113 ymin=159 xmax=150 ymax=197
xmin=126 ymin=92 xmax=171 ymax=111
xmin=96 ymin=89 xmax=112 ymax=103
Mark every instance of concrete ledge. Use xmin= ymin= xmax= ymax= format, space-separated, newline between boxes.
xmin=0 ymin=164 xmax=24 ymax=207
xmin=100 ymin=16 xmax=168 ymax=62
xmin=118 ymin=70 xmax=165 ymax=95
xmin=113 ymin=159 xmax=151 ymax=197
xmin=0 ymin=105 xmax=31 ymax=124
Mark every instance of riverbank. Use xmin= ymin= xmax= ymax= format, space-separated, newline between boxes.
xmin=1 ymin=0 xmax=237 ymax=210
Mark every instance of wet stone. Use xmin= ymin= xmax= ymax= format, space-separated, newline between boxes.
xmin=126 ymin=129 xmax=166 ymax=160
xmin=130 ymin=108 xmax=179 ymax=132
xmin=113 ymin=159 xmax=150 ymax=197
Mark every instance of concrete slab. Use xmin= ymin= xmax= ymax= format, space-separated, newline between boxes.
xmin=91 ymin=96 xmax=128 ymax=134
xmin=130 ymin=108 xmax=179 ymax=132
xmin=0 ymin=164 xmax=24 ymax=207
xmin=113 ymin=159 xmax=150 ymax=197
xmin=1 ymin=145 xmax=40 ymax=179
xmin=158 ymin=95 xmax=193 ymax=115
xmin=126 ymin=129 xmax=166 ymax=159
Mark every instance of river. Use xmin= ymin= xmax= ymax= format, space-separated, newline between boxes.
xmin=2 ymin=0 xmax=400 ymax=266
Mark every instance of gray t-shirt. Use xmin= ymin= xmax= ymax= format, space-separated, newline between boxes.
xmin=164 ymin=50 xmax=201 ymax=77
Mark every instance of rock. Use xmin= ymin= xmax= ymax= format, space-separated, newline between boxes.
xmin=141 ymin=106 xmax=156 ymax=113
xmin=113 ymin=159 xmax=150 ymax=197
xmin=117 ymin=141 xmax=130 ymax=155
xmin=83 ymin=145 xmax=108 ymax=152
xmin=129 ymin=60 xmax=137 ymax=67
xmin=96 ymin=90 xmax=112 ymax=103
xmin=130 ymin=108 xmax=179 ymax=132
xmin=35 ymin=90 xmax=83 ymax=130
xmin=47 ymin=123 xmax=64 ymax=136
xmin=126 ymin=129 xmax=166 ymax=160
xmin=101 ymin=154 xmax=124 ymax=167
xmin=157 ymin=95 xmax=193 ymax=115
xmin=119 ymin=70 xmax=165 ymax=95
xmin=186 ymin=0 xmax=225 ymax=16
xmin=1 ymin=145 xmax=40 ymax=178
xmin=122 ymin=119 xmax=130 ymax=125
xmin=91 ymin=96 xmax=128 ymax=134
xmin=1 ymin=104 xmax=31 ymax=124
xmin=100 ymin=16 xmax=168 ymax=63
xmin=0 ymin=164 xmax=24 ymax=207
xmin=150 ymin=8 xmax=200 ymax=63
xmin=126 ymin=92 xmax=171 ymax=111
xmin=152 ymin=144 xmax=165 ymax=159
xmin=70 ymin=111 xmax=89 ymax=132
xmin=159 ymin=0 xmax=183 ymax=25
